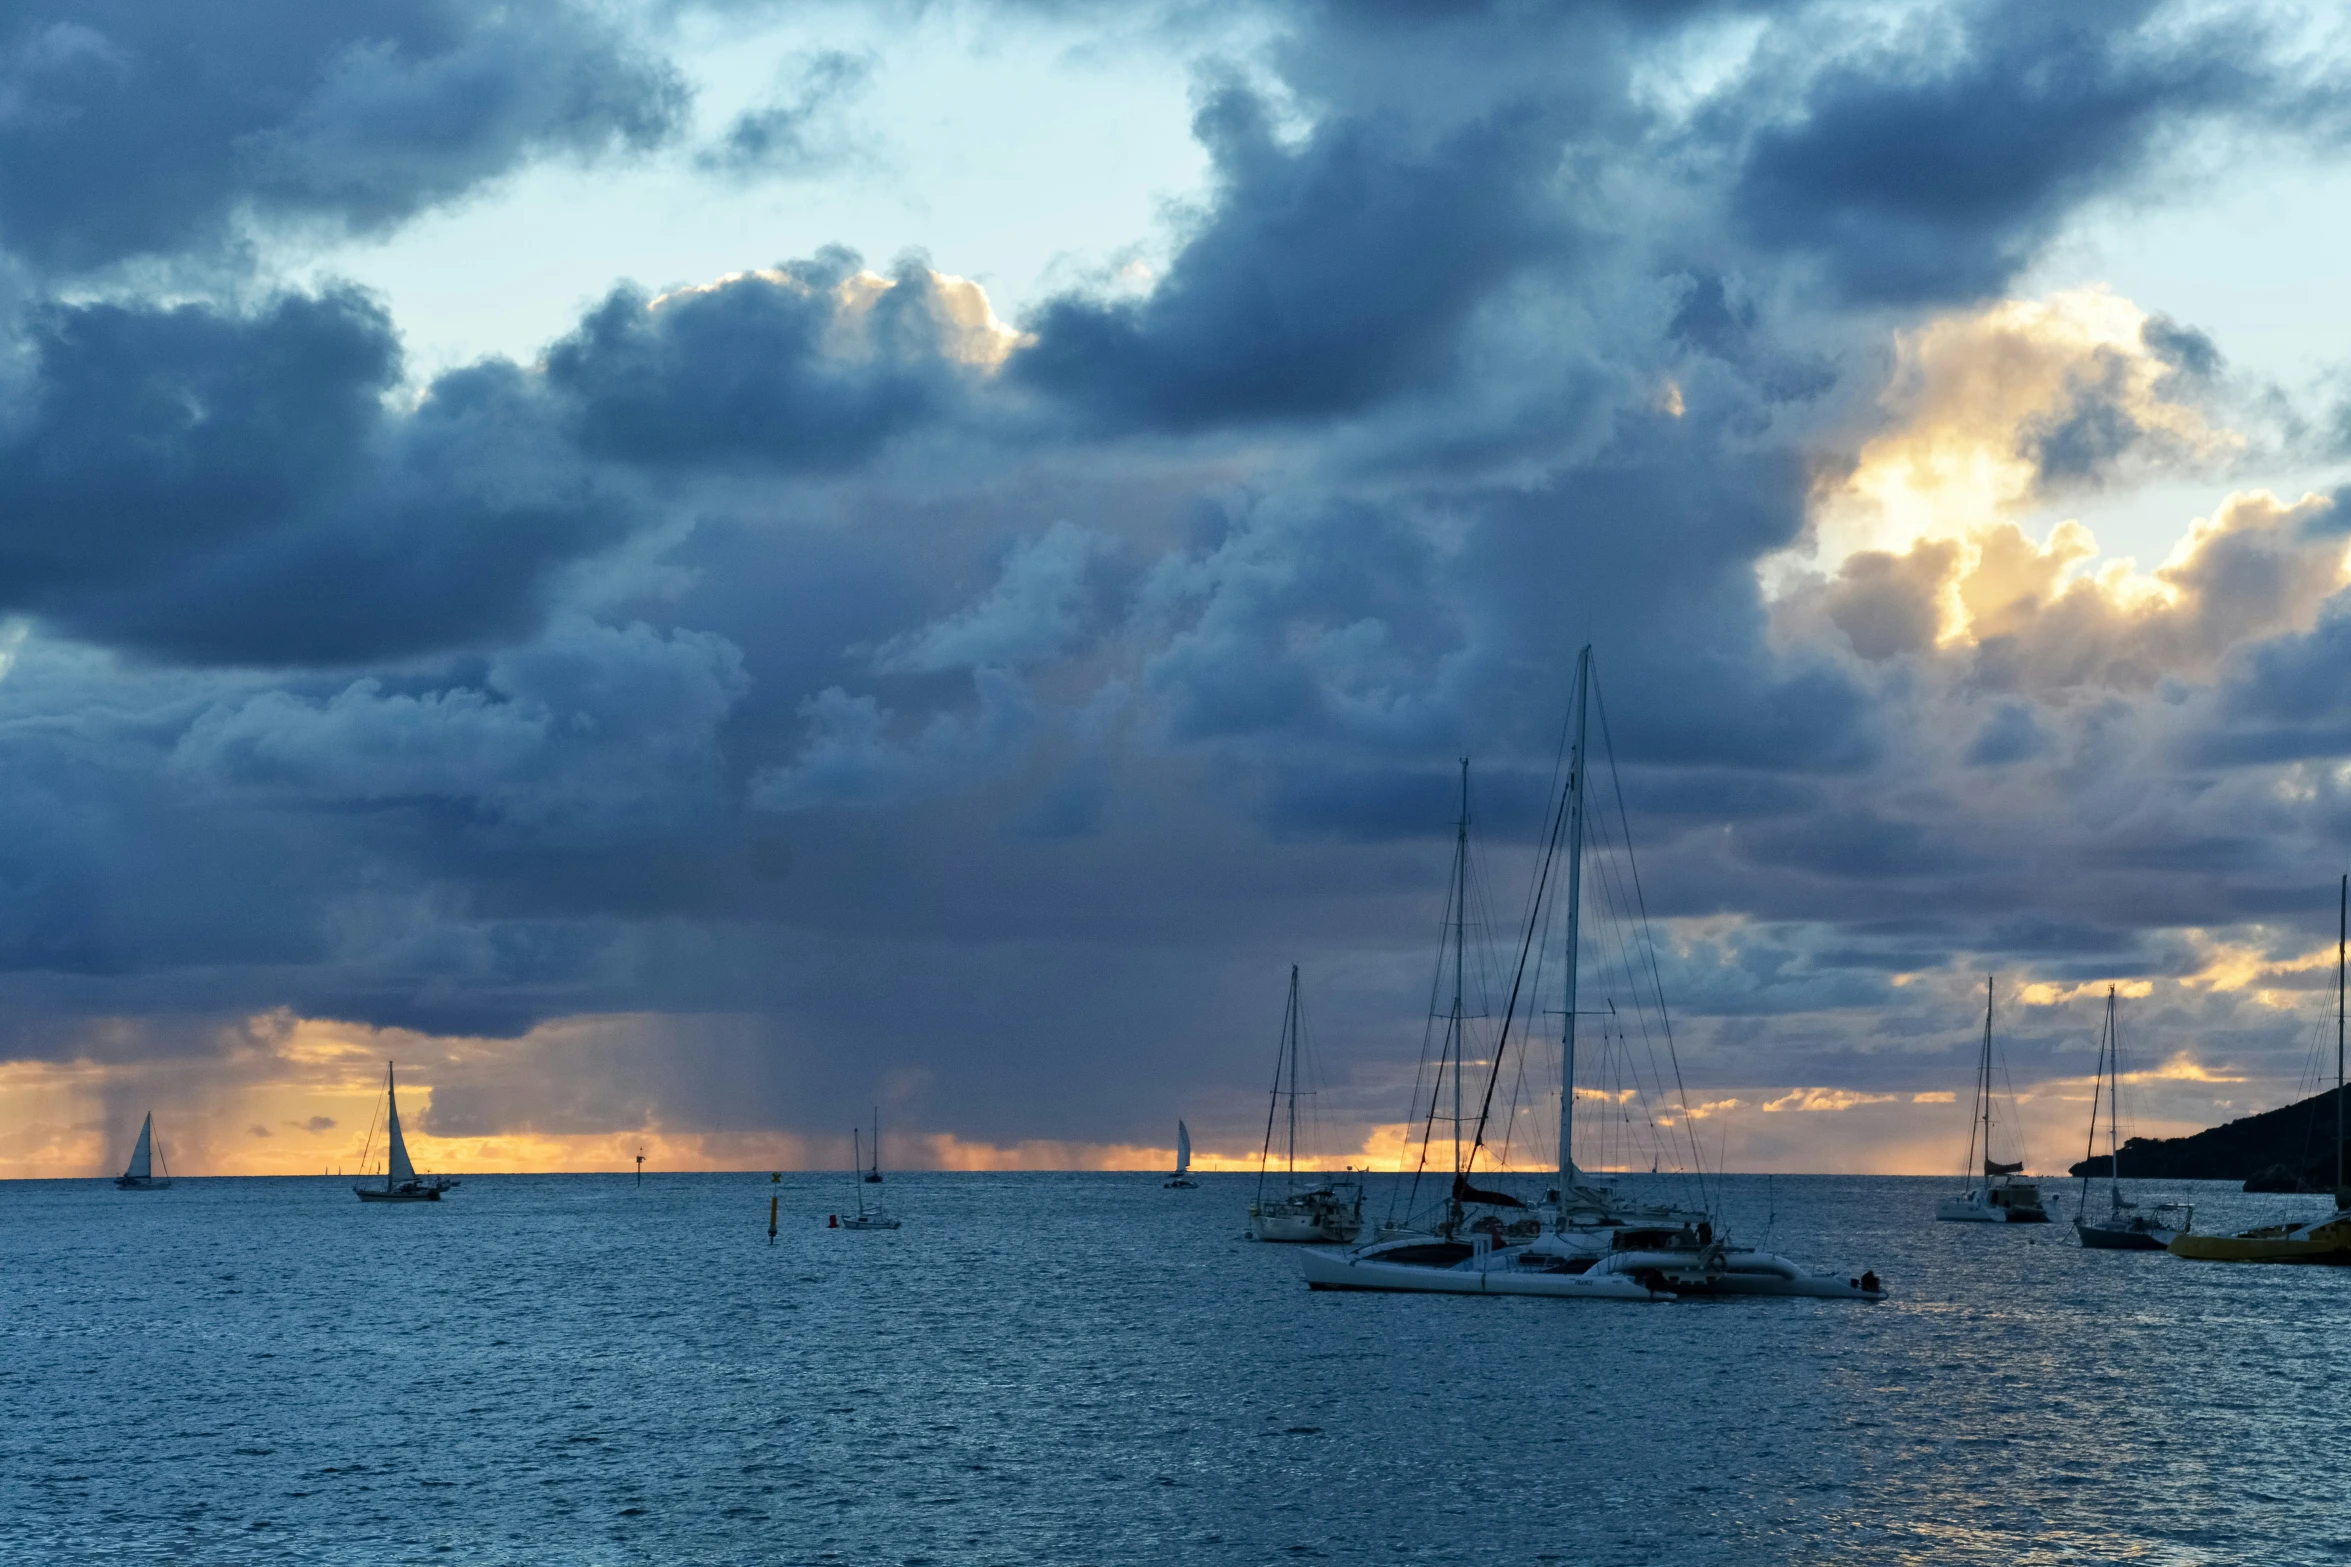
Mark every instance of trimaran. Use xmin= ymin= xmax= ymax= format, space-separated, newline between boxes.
xmin=1299 ymin=647 xmax=1886 ymax=1301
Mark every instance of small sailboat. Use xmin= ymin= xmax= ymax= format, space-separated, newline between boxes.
xmin=838 ymin=1127 xmax=900 ymax=1229
xmin=1164 ymin=1120 xmax=1198 ymax=1188
xmin=113 ymin=1112 xmax=171 ymax=1190
xmin=863 ymin=1108 xmax=884 ymax=1183
xmin=2074 ymin=986 xmax=2193 ymax=1249
xmin=2171 ymin=875 xmax=2351 ymax=1264
xmin=353 ymin=1062 xmax=459 ymax=1202
xmin=1247 ymin=967 xmax=1364 ymax=1243
xmin=1934 ymin=978 xmax=2049 ymax=1223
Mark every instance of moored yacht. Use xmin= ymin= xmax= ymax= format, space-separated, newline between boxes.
xmin=838 ymin=1127 xmax=901 ymax=1229
xmin=2074 ymin=986 xmax=2193 ymax=1249
xmin=1935 ymin=979 xmax=2048 ymax=1224
xmin=2171 ymin=875 xmax=2351 ymax=1264
xmin=1246 ymin=967 xmax=1364 ymax=1243
xmin=1298 ymin=648 xmax=1887 ymax=1302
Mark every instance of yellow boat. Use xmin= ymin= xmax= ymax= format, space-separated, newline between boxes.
xmin=2173 ymin=875 xmax=2351 ymax=1265
xmin=2169 ymin=1208 xmax=2351 ymax=1264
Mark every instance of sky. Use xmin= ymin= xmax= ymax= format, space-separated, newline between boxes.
xmin=6 ymin=0 xmax=2351 ymax=1182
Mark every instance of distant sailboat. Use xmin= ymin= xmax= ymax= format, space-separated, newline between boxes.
xmin=2074 ymin=986 xmax=2194 ymax=1250
xmin=1165 ymin=1121 xmax=1198 ymax=1188
xmin=863 ymin=1108 xmax=884 ymax=1183
xmin=113 ymin=1112 xmax=171 ymax=1191
xmin=353 ymin=1062 xmax=459 ymax=1203
xmin=1934 ymin=978 xmax=2049 ymax=1223
xmin=839 ymin=1127 xmax=900 ymax=1229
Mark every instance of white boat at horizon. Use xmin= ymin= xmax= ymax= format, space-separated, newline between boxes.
xmin=113 ymin=1112 xmax=171 ymax=1191
xmin=1164 ymin=1120 xmax=1197 ymax=1188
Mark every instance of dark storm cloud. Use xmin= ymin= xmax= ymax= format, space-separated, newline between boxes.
xmin=0 ymin=290 xmax=637 ymax=664
xmin=545 ymin=250 xmax=974 ymax=471
xmin=1731 ymin=0 xmax=2271 ymax=303
xmin=1013 ymin=83 xmax=1569 ymax=429
xmin=0 ymin=0 xmax=685 ymax=273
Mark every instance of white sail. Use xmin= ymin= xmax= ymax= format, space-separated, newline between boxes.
xmin=1176 ymin=1121 xmax=1192 ymax=1175
xmin=386 ymin=1073 xmax=417 ymax=1183
xmin=124 ymin=1113 xmax=154 ymax=1181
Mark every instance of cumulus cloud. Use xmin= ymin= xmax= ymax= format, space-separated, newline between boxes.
xmin=0 ymin=0 xmax=685 ymax=274
xmin=3 ymin=0 xmax=2351 ymax=1174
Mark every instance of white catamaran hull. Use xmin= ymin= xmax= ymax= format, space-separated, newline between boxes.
xmin=1298 ymin=1247 xmax=1661 ymax=1299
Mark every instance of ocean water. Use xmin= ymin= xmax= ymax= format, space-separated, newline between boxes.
xmin=3 ymin=1171 xmax=2348 ymax=1566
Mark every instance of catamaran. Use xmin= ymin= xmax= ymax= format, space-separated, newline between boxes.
xmin=353 ymin=1062 xmax=459 ymax=1202
xmin=1246 ymin=967 xmax=1364 ymax=1242
xmin=1934 ymin=978 xmax=2049 ymax=1223
xmin=839 ymin=1127 xmax=900 ymax=1229
xmin=1299 ymin=648 xmax=1885 ymax=1301
xmin=1165 ymin=1121 xmax=1198 ymax=1188
xmin=113 ymin=1112 xmax=171 ymax=1190
xmin=2171 ymin=874 xmax=2351 ymax=1264
xmin=2074 ymin=986 xmax=2193 ymax=1249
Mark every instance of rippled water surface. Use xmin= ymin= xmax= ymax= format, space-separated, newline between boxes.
xmin=4 ymin=1171 xmax=2350 ymax=1565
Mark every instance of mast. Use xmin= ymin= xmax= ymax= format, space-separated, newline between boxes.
xmin=1452 ymin=761 xmax=1469 ymax=1180
xmin=1557 ymin=646 xmax=1591 ymax=1208
xmin=2106 ymin=987 xmax=2121 ymax=1211
xmin=2337 ymin=872 xmax=2345 ymax=1200
xmin=2078 ymin=993 xmax=2105 ymax=1215
xmin=1981 ymin=978 xmax=1995 ymax=1187
xmin=853 ymin=1128 xmax=864 ymax=1218
xmin=1286 ymin=965 xmax=1300 ymax=1186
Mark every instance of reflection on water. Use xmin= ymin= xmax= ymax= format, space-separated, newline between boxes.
xmin=2 ymin=1172 xmax=2347 ymax=1564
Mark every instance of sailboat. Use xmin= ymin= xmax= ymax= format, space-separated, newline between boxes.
xmin=863 ymin=1108 xmax=884 ymax=1183
xmin=1246 ymin=967 xmax=1365 ymax=1243
xmin=1164 ymin=1121 xmax=1198 ymax=1188
xmin=113 ymin=1112 xmax=171 ymax=1190
xmin=2171 ymin=874 xmax=2351 ymax=1264
xmin=353 ymin=1062 xmax=460 ymax=1202
xmin=1933 ymin=978 xmax=2049 ymax=1223
xmin=838 ymin=1127 xmax=900 ymax=1229
xmin=2074 ymin=986 xmax=2194 ymax=1249
xmin=1299 ymin=648 xmax=1886 ymax=1301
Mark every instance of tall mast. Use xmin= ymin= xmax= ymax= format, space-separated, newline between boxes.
xmin=2337 ymin=872 xmax=2345 ymax=1200
xmin=2078 ymin=990 xmax=2105 ymax=1214
xmin=1557 ymin=646 xmax=1591 ymax=1209
xmin=1452 ymin=761 xmax=1469 ymax=1178
xmin=2106 ymin=987 xmax=2120 ymax=1208
xmin=1286 ymin=965 xmax=1301 ymax=1184
xmin=1980 ymin=977 xmax=1995 ymax=1189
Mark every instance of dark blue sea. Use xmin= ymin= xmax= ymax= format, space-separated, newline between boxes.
xmin=4 ymin=1171 xmax=2348 ymax=1565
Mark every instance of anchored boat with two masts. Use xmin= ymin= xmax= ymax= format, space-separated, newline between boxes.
xmin=1299 ymin=648 xmax=1885 ymax=1301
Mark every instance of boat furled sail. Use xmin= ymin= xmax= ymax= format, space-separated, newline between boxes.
xmin=354 ymin=1063 xmax=459 ymax=1203
xmin=114 ymin=1112 xmax=171 ymax=1191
